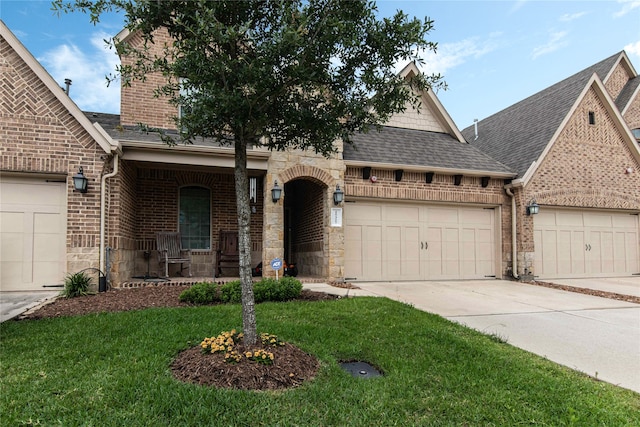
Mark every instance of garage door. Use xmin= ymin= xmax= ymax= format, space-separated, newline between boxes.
xmin=534 ymin=209 xmax=640 ymax=278
xmin=344 ymin=202 xmax=497 ymax=281
xmin=0 ymin=176 xmax=67 ymax=291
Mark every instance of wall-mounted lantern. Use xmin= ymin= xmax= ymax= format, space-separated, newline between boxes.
xmin=333 ymin=184 xmax=344 ymax=205
xmin=453 ymin=174 xmax=463 ymax=186
xmin=72 ymin=167 xmax=88 ymax=193
xmin=481 ymin=176 xmax=490 ymax=188
xmin=271 ymin=180 xmax=282 ymax=203
xmin=526 ymin=199 xmax=540 ymax=215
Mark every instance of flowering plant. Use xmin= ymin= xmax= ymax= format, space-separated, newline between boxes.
xmin=200 ymin=330 xmax=283 ymax=365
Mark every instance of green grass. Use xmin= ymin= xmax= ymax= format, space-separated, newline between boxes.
xmin=1 ymin=297 xmax=638 ymax=426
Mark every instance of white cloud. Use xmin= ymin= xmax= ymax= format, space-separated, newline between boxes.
xmin=414 ymin=35 xmax=501 ymax=76
xmin=624 ymin=40 xmax=640 ymax=56
xmin=614 ymin=0 xmax=640 ymax=17
xmin=39 ymin=31 xmax=120 ymax=113
xmin=559 ymin=11 xmax=587 ymax=22
xmin=531 ymin=31 xmax=569 ymax=59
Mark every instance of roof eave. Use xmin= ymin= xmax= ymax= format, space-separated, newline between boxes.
xmin=344 ymin=159 xmax=516 ymax=178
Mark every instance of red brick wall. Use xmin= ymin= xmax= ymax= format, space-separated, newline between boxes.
xmin=107 ymin=165 xmax=264 ymax=280
xmin=119 ymin=28 xmax=177 ymax=129
xmin=1 ymin=35 xmax=105 ymax=274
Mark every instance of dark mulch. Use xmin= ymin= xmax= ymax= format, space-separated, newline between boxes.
xmin=172 ymin=342 xmax=319 ymax=390
xmin=19 ymin=284 xmax=337 ymax=391
xmin=529 ymin=281 xmax=640 ymax=304
xmin=20 ymin=286 xmax=338 ymax=320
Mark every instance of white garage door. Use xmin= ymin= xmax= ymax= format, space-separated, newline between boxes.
xmin=534 ymin=209 xmax=640 ymax=278
xmin=0 ymin=176 xmax=67 ymax=291
xmin=344 ymin=202 xmax=497 ymax=281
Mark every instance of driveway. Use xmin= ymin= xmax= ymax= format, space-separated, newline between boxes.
xmin=347 ymin=279 xmax=640 ymax=394
xmin=0 ymin=291 xmax=59 ymax=323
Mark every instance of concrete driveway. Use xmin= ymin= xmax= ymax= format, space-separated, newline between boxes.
xmin=0 ymin=291 xmax=59 ymax=323
xmin=348 ymin=278 xmax=640 ymax=394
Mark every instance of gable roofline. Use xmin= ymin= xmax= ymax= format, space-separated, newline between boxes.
xmin=603 ymin=51 xmax=637 ymax=84
xmin=398 ymin=62 xmax=466 ymax=143
xmin=520 ymin=73 xmax=640 ymax=187
xmin=0 ymin=20 xmax=114 ymax=154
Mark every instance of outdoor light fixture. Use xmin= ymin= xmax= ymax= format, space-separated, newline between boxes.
xmin=72 ymin=167 xmax=88 ymax=193
xmin=526 ymin=199 xmax=540 ymax=215
xmin=333 ymin=184 xmax=344 ymax=205
xmin=271 ymin=181 xmax=282 ymax=203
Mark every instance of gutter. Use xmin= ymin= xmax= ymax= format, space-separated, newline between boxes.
xmin=504 ymin=182 xmax=523 ymax=279
xmin=100 ymin=153 xmax=119 ymax=281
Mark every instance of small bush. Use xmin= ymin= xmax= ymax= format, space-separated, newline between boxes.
xmin=219 ymin=277 xmax=302 ymax=304
xmin=179 ymin=282 xmax=220 ymax=304
xmin=220 ymin=280 xmax=243 ymax=303
xmin=61 ymin=271 xmax=94 ymax=298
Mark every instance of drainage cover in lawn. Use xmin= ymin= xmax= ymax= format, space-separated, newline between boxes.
xmin=339 ymin=361 xmax=383 ymax=378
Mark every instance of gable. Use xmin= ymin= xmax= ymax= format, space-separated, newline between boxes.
xmin=0 ymin=20 xmax=111 ymax=154
xmin=526 ymin=84 xmax=640 ymax=208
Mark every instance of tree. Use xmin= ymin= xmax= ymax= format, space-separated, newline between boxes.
xmin=53 ymin=0 xmax=444 ymax=346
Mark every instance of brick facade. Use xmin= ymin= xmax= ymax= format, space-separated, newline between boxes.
xmin=1 ymin=34 xmax=106 ymax=280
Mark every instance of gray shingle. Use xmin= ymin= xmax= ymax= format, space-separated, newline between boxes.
xmin=345 ymin=126 xmax=514 ymax=174
xmin=461 ymin=52 xmax=622 ymax=178
xmin=616 ymin=75 xmax=640 ymax=113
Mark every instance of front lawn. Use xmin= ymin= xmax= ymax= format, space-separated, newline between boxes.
xmin=1 ymin=297 xmax=638 ymax=426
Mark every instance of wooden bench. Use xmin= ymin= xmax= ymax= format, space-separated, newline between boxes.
xmin=216 ymin=230 xmax=239 ymax=277
xmin=156 ymin=232 xmax=192 ymax=278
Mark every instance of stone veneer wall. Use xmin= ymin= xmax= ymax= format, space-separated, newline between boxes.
xmin=263 ymin=146 xmax=345 ymax=281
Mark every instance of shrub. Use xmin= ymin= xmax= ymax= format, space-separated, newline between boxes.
xmin=200 ymin=330 xmax=283 ymax=365
xmin=220 ymin=280 xmax=243 ymax=303
xmin=220 ymin=277 xmax=303 ymax=303
xmin=61 ymin=271 xmax=94 ymax=298
xmin=179 ymin=282 xmax=220 ymax=304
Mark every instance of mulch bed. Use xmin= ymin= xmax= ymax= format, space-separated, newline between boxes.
xmin=171 ymin=343 xmax=319 ymax=390
xmin=528 ymin=281 xmax=640 ymax=304
xmin=18 ymin=284 xmax=337 ymax=391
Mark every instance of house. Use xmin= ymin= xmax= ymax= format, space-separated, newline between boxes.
xmin=0 ymin=20 xmax=118 ymax=291
xmin=1 ymin=19 xmax=638 ymax=292
xmin=462 ymin=52 xmax=640 ymax=279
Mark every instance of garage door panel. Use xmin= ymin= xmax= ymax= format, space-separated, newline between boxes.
xmin=534 ymin=209 xmax=639 ymax=279
xmin=0 ymin=178 xmax=66 ymax=291
xmin=344 ymin=202 xmax=497 ymax=281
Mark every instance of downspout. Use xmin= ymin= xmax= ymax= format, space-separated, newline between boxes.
xmin=505 ymin=186 xmax=519 ymax=279
xmin=100 ymin=154 xmax=119 ymax=283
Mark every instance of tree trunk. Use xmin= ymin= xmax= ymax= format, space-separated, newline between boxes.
xmin=234 ymin=136 xmax=257 ymax=346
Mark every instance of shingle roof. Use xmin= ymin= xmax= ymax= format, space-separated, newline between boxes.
xmin=84 ymin=111 xmax=230 ymax=148
xmin=461 ymin=52 xmax=623 ymax=178
xmin=345 ymin=126 xmax=514 ymax=175
xmin=616 ymin=75 xmax=640 ymax=112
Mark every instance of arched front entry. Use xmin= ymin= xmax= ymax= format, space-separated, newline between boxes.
xmin=283 ymin=179 xmax=326 ymax=277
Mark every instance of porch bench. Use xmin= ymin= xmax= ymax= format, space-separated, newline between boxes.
xmin=156 ymin=232 xmax=192 ymax=278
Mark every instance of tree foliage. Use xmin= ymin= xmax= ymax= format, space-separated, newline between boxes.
xmin=53 ymin=0 xmax=444 ymax=345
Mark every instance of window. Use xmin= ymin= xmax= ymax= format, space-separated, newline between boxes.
xmin=179 ymin=186 xmax=211 ymax=250
xmin=178 ymin=78 xmax=195 ymax=120
xmin=632 ymin=128 xmax=640 ymax=141
xmin=588 ymin=111 xmax=595 ymax=125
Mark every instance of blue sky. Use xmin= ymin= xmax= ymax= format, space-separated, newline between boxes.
xmin=2 ymin=0 xmax=639 ymax=130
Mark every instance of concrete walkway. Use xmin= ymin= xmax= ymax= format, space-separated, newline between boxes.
xmin=307 ymin=279 xmax=640 ymax=394
xmin=0 ymin=291 xmax=59 ymax=323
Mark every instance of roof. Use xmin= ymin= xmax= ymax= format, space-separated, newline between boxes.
xmin=84 ymin=111 xmax=231 ymax=149
xmin=616 ymin=75 xmax=640 ymax=114
xmin=461 ymin=52 xmax=623 ymax=178
xmin=345 ymin=126 xmax=514 ymax=176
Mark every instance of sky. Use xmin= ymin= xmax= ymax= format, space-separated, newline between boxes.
xmin=1 ymin=0 xmax=639 ymax=131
